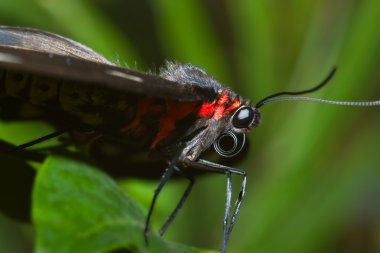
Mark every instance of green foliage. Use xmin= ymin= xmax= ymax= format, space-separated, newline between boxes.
xmin=32 ymin=156 xmax=210 ymax=253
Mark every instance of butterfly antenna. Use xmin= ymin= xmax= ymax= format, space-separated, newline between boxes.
xmin=255 ymin=67 xmax=380 ymax=108
xmin=255 ymin=67 xmax=337 ymax=108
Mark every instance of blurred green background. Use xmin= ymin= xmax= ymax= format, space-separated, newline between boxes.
xmin=0 ymin=0 xmax=380 ymax=252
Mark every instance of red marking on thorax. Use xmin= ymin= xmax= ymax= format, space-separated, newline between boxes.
xmin=198 ymin=101 xmax=215 ymax=117
xmin=225 ymin=98 xmax=241 ymax=112
xmin=197 ymin=89 xmax=241 ymax=121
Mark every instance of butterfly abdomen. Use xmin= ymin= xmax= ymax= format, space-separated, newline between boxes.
xmin=0 ymin=68 xmax=132 ymax=125
xmin=0 ymin=67 xmax=203 ymax=149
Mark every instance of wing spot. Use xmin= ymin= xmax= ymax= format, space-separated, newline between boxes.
xmin=65 ymin=58 xmax=73 ymax=66
xmin=105 ymin=69 xmax=143 ymax=83
xmin=0 ymin=52 xmax=22 ymax=64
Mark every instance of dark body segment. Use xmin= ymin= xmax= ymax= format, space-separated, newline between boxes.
xmin=0 ymin=68 xmax=201 ymax=149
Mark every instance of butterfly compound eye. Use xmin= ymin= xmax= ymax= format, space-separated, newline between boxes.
xmin=232 ymin=106 xmax=255 ymax=129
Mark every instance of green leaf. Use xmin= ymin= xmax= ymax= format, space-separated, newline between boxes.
xmin=32 ymin=156 xmax=211 ymax=253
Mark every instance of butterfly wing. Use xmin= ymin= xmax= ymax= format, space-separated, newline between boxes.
xmin=0 ymin=26 xmax=112 ymax=64
xmin=0 ymin=26 xmax=218 ymax=102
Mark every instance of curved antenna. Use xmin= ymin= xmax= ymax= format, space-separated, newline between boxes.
xmin=255 ymin=67 xmax=337 ymax=108
xmin=257 ymin=96 xmax=380 ymax=107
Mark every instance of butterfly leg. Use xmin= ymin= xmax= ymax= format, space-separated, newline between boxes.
xmin=185 ymin=159 xmax=247 ymax=253
xmin=0 ymin=139 xmax=45 ymax=162
xmin=159 ymin=169 xmax=194 ymax=236
xmin=15 ymin=129 xmax=67 ymax=150
xmin=144 ymin=162 xmax=175 ymax=244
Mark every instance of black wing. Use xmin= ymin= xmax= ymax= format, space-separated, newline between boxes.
xmin=0 ymin=26 xmax=218 ymax=102
xmin=0 ymin=26 xmax=112 ymax=64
